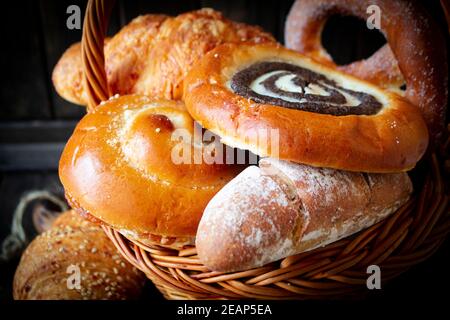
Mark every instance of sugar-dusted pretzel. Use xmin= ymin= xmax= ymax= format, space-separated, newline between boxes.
xmin=285 ymin=0 xmax=448 ymax=141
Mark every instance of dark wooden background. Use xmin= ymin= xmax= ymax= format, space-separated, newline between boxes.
xmin=0 ymin=0 xmax=448 ymax=302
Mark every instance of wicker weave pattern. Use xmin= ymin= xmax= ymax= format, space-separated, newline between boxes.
xmin=81 ymin=0 xmax=450 ymax=299
xmin=81 ymin=0 xmax=114 ymax=111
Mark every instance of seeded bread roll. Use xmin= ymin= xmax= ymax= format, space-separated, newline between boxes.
xmin=196 ymin=158 xmax=412 ymax=272
xmin=13 ymin=211 xmax=145 ymax=300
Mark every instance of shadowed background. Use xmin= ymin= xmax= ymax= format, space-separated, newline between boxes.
xmin=0 ymin=0 xmax=448 ymax=301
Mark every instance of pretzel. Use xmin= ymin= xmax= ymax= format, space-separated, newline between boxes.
xmin=285 ymin=0 xmax=448 ymax=141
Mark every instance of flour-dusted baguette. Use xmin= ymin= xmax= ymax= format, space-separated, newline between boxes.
xmin=196 ymin=158 xmax=412 ymax=272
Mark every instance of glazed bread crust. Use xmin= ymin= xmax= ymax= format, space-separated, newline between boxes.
xmin=59 ymin=95 xmax=242 ymax=244
xmin=183 ymin=43 xmax=429 ymax=173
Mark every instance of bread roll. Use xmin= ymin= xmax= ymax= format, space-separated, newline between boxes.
xmin=183 ymin=43 xmax=429 ymax=173
xmin=59 ymin=95 xmax=242 ymax=249
xmin=13 ymin=211 xmax=145 ymax=300
xmin=52 ymin=9 xmax=275 ymax=106
xmin=196 ymin=158 xmax=412 ymax=272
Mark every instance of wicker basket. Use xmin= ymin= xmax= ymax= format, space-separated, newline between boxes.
xmin=81 ymin=0 xmax=450 ymax=299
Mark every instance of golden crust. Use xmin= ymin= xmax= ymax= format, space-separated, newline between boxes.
xmin=13 ymin=211 xmax=144 ymax=300
xmin=183 ymin=43 xmax=429 ymax=173
xmin=133 ymin=9 xmax=275 ymax=100
xmin=52 ymin=9 xmax=275 ymax=105
xmin=59 ymin=95 xmax=242 ymax=239
xmin=105 ymin=14 xmax=168 ymax=98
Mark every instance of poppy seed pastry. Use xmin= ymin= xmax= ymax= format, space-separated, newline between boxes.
xmin=183 ymin=43 xmax=429 ymax=172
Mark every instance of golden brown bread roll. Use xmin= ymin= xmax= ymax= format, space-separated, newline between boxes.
xmin=196 ymin=158 xmax=413 ymax=272
xmin=59 ymin=95 xmax=243 ymax=249
xmin=52 ymin=9 xmax=275 ymax=106
xmin=13 ymin=211 xmax=145 ymax=300
xmin=183 ymin=43 xmax=429 ymax=173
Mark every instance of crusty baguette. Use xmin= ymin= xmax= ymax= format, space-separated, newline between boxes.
xmin=13 ymin=211 xmax=145 ymax=300
xmin=196 ymin=158 xmax=412 ymax=272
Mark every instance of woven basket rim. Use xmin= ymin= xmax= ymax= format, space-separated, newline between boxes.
xmin=81 ymin=0 xmax=450 ymax=299
xmin=101 ymin=152 xmax=448 ymax=299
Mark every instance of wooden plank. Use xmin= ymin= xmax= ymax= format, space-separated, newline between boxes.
xmin=0 ymin=120 xmax=77 ymax=143
xmin=245 ymin=0 xmax=284 ymax=40
xmin=0 ymin=143 xmax=65 ymax=171
xmin=0 ymin=120 xmax=76 ymax=171
xmin=0 ymin=1 xmax=51 ymax=120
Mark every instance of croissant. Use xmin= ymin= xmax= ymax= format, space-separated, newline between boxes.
xmin=52 ymin=8 xmax=275 ymax=106
xmin=13 ymin=211 xmax=145 ymax=300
